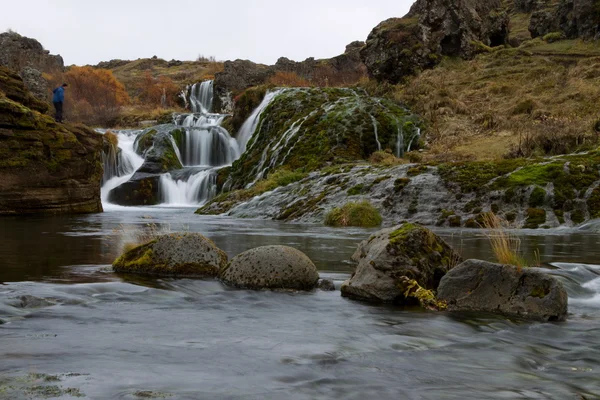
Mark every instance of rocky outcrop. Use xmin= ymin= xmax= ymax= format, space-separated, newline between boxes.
xmin=199 ymin=148 xmax=600 ymax=229
xmin=0 ymin=66 xmax=103 ymax=215
xmin=437 ymin=259 xmax=568 ymax=321
xmin=529 ymin=0 xmax=600 ymax=39
xmin=113 ymin=233 xmax=228 ymax=277
xmin=133 ymin=125 xmax=183 ymax=174
xmin=107 ymin=173 xmax=160 ymax=206
xmin=220 ymin=245 xmax=320 ymax=290
xmin=0 ymin=31 xmax=64 ymax=102
xmin=360 ymin=0 xmax=509 ymax=83
xmin=224 ymin=87 xmax=421 ymax=190
xmin=341 ymin=223 xmax=461 ymax=303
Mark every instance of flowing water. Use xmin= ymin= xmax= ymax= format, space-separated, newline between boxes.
xmin=1 ymin=207 xmax=599 ymax=399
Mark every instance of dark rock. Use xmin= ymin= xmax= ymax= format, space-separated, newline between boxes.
xmin=529 ymin=0 xmax=600 ymax=39
xmin=113 ymin=232 xmax=228 ymax=278
xmin=0 ymin=67 xmax=103 ymax=215
xmin=317 ymin=279 xmax=336 ymax=291
xmin=437 ymin=259 xmax=568 ymax=321
xmin=360 ymin=0 xmax=509 ymax=83
xmin=220 ymin=245 xmax=320 ymax=290
xmin=107 ymin=173 xmax=160 ymax=206
xmin=133 ymin=125 xmax=183 ymax=174
xmin=514 ymin=0 xmax=538 ymax=13
xmin=16 ymin=295 xmax=55 ymax=308
xmin=19 ymin=67 xmax=48 ymax=104
xmin=341 ymin=223 xmax=461 ymax=303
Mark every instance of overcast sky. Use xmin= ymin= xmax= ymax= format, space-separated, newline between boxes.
xmin=0 ymin=0 xmax=414 ymax=66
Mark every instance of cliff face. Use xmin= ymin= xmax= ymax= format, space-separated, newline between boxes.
xmin=0 ymin=66 xmax=103 ymax=215
xmin=360 ymin=0 xmax=509 ymax=83
xmin=529 ymin=0 xmax=600 ymax=40
xmin=0 ymin=31 xmax=64 ymax=102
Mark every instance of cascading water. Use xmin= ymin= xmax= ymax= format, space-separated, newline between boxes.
xmin=237 ymin=90 xmax=284 ymax=153
xmin=99 ymin=130 xmax=145 ymax=206
xmin=188 ymin=80 xmax=214 ymax=113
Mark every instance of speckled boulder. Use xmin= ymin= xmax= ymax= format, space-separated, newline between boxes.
xmin=220 ymin=245 xmax=319 ymax=290
xmin=437 ymin=259 xmax=568 ymax=322
xmin=113 ymin=232 xmax=227 ymax=278
xmin=341 ymin=223 xmax=461 ymax=303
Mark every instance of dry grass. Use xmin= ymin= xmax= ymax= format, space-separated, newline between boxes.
xmin=268 ymin=71 xmax=312 ymax=87
xmin=113 ymin=223 xmax=173 ymax=251
xmin=392 ymin=45 xmax=600 ymax=161
xmin=104 ymin=130 xmax=118 ymax=146
xmin=369 ymin=150 xmax=408 ymax=166
xmin=480 ymin=212 xmax=527 ymax=268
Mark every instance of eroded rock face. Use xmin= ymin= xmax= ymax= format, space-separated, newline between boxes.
xmin=360 ymin=0 xmax=509 ymax=83
xmin=220 ymin=245 xmax=320 ymax=290
xmin=341 ymin=223 xmax=461 ymax=303
xmin=0 ymin=66 xmax=103 ymax=215
xmin=113 ymin=233 xmax=228 ymax=278
xmin=0 ymin=32 xmax=64 ymax=102
xmin=437 ymin=259 xmax=568 ymax=321
xmin=530 ymin=0 xmax=600 ymax=39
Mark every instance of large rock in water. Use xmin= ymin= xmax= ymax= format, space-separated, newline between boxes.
xmin=0 ymin=66 xmax=103 ymax=215
xmin=113 ymin=233 xmax=228 ymax=278
xmin=437 ymin=260 xmax=568 ymax=321
xmin=220 ymin=245 xmax=320 ymax=290
xmin=360 ymin=0 xmax=509 ymax=83
xmin=341 ymin=223 xmax=461 ymax=303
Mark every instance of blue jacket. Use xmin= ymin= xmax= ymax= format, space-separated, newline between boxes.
xmin=52 ymin=86 xmax=64 ymax=103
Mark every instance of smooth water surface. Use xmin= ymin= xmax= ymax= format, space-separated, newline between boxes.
xmin=1 ymin=208 xmax=599 ymax=399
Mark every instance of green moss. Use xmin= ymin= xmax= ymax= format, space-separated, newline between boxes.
xmin=528 ymin=187 xmax=547 ymax=207
xmin=571 ymin=209 xmax=585 ymax=224
xmin=505 ymin=211 xmax=517 ymax=222
xmin=463 ymin=199 xmax=481 ymax=213
xmin=464 ymin=218 xmax=479 ymax=228
xmin=530 ymin=285 xmax=550 ymax=298
xmin=587 ymin=186 xmax=600 ymax=219
xmin=347 ymin=184 xmax=365 ymax=196
xmin=324 ymin=200 xmax=382 ymax=227
xmin=448 ymin=215 xmax=462 ymax=227
xmin=491 ymin=203 xmax=500 ymax=214
xmin=394 ymin=178 xmax=410 ymax=192
xmin=524 ymin=208 xmax=546 ymax=229
xmin=407 ymin=165 xmax=428 ymax=176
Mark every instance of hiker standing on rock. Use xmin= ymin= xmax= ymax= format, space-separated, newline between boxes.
xmin=52 ymin=83 xmax=67 ymax=122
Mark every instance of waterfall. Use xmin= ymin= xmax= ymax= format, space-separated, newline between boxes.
xmin=159 ymin=168 xmax=217 ymax=206
xmin=396 ymin=126 xmax=404 ymax=158
xmin=370 ymin=115 xmax=382 ymax=151
xmin=406 ymin=127 xmax=421 ymax=153
xmin=189 ymin=81 xmax=214 ymax=113
xmin=100 ymin=130 xmax=145 ymax=206
xmin=237 ymin=89 xmax=284 ymax=153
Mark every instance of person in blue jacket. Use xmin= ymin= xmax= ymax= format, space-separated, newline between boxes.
xmin=52 ymin=83 xmax=68 ymax=122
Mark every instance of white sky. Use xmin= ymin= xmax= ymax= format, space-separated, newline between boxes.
xmin=0 ymin=0 xmax=414 ymax=66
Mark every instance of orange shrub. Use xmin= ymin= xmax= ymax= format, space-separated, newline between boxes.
xmin=62 ymin=66 xmax=130 ymax=125
xmin=137 ymin=71 xmax=180 ymax=108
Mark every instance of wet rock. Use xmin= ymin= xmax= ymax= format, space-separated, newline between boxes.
xmin=113 ymin=233 xmax=227 ymax=278
xmin=133 ymin=125 xmax=183 ymax=174
xmin=437 ymin=259 xmax=568 ymax=321
xmin=220 ymin=245 xmax=320 ymax=290
xmin=16 ymin=295 xmax=55 ymax=308
xmin=361 ymin=0 xmax=509 ymax=83
xmin=107 ymin=173 xmax=161 ymax=206
xmin=317 ymin=279 xmax=336 ymax=291
xmin=341 ymin=223 xmax=461 ymax=303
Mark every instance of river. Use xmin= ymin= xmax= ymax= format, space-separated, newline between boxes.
xmin=0 ymin=207 xmax=599 ymax=399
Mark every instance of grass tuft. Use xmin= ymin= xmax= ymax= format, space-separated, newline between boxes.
xmin=480 ymin=212 xmax=527 ymax=268
xmin=324 ymin=201 xmax=383 ymax=228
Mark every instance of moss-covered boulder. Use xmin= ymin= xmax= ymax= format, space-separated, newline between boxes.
xmin=341 ymin=223 xmax=461 ymax=303
xmin=220 ymin=245 xmax=319 ymax=290
xmin=226 ymin=87 xmax=420 ymax=189
xmin=324 ymin=200 xmax=382 ymax=227
xmin=437 ymin=259 xmax=568 ymax=321
xmin=133 ymin=125 xmax=183 ymax=174
xmin=0 ymin=68 xmax=103 ymax=215
xmin=113 ymin=232 xmax=227 ymax=278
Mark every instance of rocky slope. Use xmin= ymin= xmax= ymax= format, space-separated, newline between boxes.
xmin=199 ymin=149 xmax=600 ymax=229
xmin=0 ymin=66 xmax=104 ymax=214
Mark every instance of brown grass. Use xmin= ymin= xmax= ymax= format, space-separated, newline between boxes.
xmin=480 ymin=212 xmax=527 ymax=268
xmin=268 ymin=71 xmax=312 ymax=87
xmin=391 ymin=45 xmax=600 ymax=161
xmin=369 ymin=150 xmax=408 ymax=166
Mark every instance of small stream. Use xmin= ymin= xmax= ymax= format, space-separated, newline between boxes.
xmin=1 ymin=208 xmax=599 ymax=399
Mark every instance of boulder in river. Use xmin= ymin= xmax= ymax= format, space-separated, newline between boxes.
xmin=113 ymin=233 xmax=227 ymax=278
xmin=220 ymin=245 xmax=320 ymax=290
xmin=437 ymin=259 xmax=568 ymax=321
xmin=341 ymin=222 xmax=461 ymax=303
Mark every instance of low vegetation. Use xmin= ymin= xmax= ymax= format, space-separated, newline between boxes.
xmin=480 ymin=212 xmax=527 ymax=268
xmin=324 ymin=201 xmax=382 ymax=228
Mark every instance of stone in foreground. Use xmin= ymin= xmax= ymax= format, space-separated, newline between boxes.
xmin=341 ymin=223 xmax=461 ymax=304
xmin=437 ymin=259 xmax=568 ymax=322
xmin=220 ymin=245 xmax=319 ymax=290
xmin=113 ymin=233 xmax=227 ymax=278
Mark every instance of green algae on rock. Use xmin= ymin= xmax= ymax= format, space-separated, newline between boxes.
xmin=324 ymin=200 xmax=382 ymax=228
xmin=113 ymin=233 xmax=228 ymax=278
xmin=341 ymin=222 xmax=461 ymax=304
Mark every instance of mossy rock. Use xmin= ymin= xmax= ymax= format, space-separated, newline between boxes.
xmin=524 ymin=208 xmax=547 ymax=229
xmin=341 ymin=223 xmax=462 ymax=304
xmin=113 ymin=232 xmax=227 ymax=278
